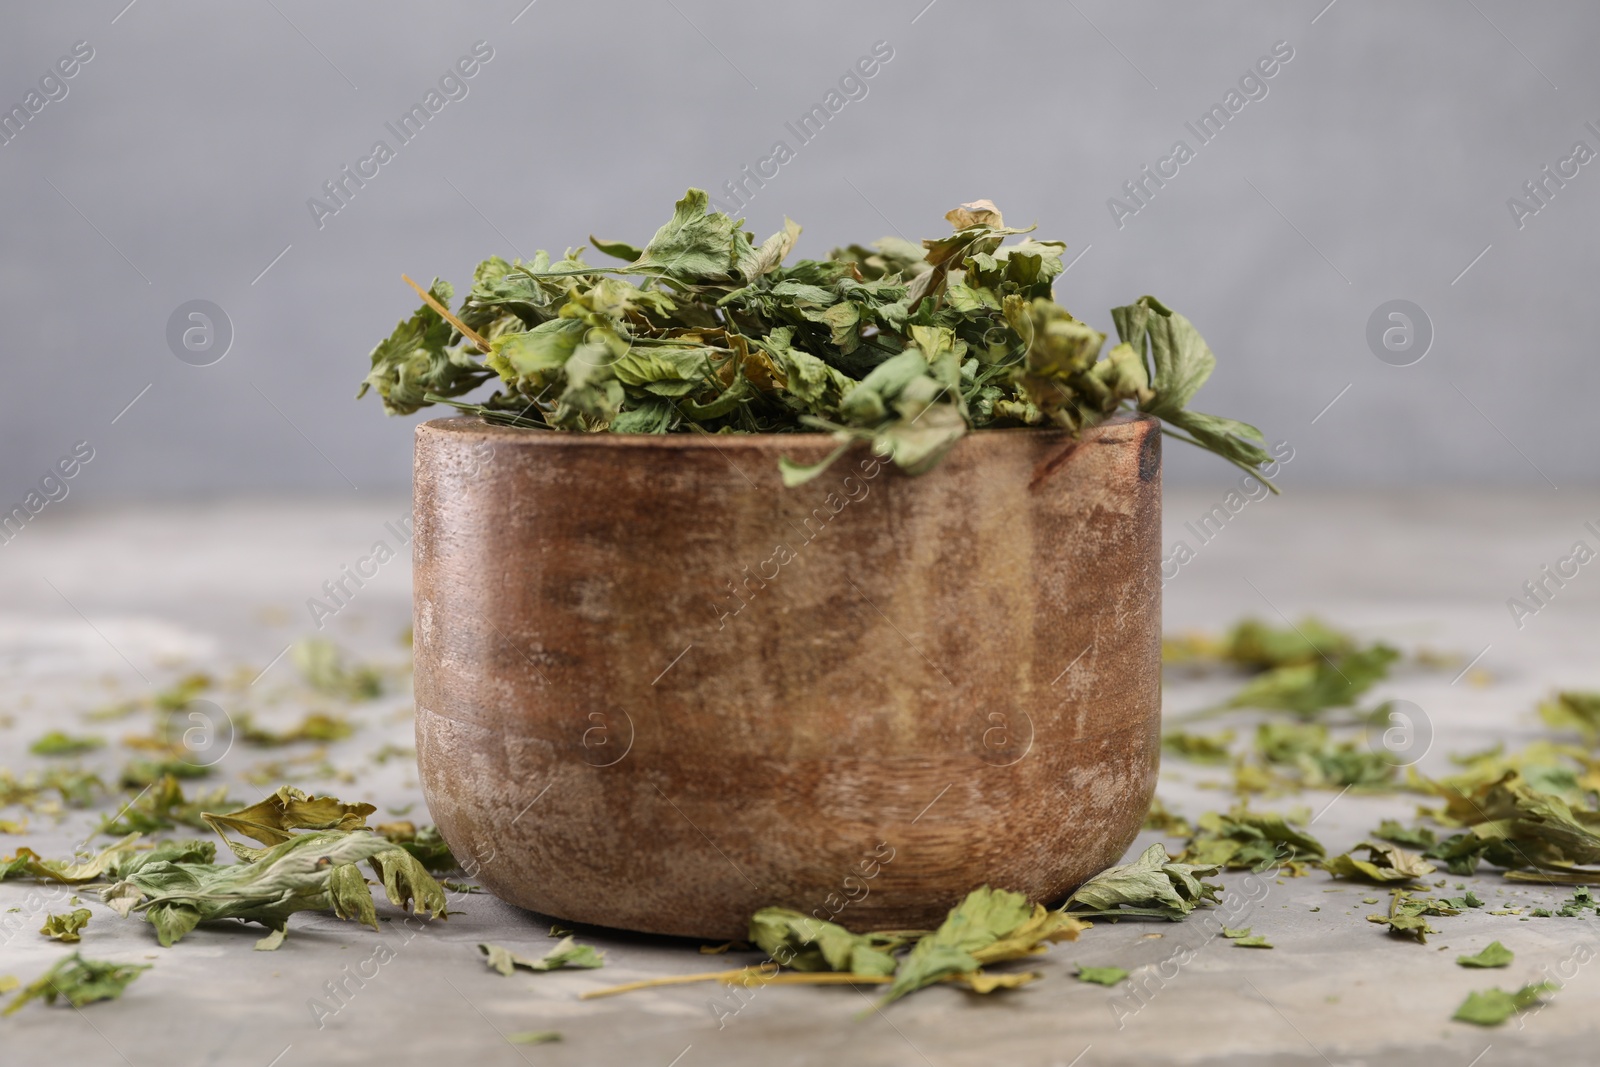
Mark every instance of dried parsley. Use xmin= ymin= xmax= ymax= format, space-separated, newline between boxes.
xmin=582 ymin=887 xmax=1083 ymax=1006
xmin=28 ymin=731 xmax=104 ymax=757
xmin=1324 ymin=842 xmax=1437 ymax=884
xmin=1161 ymin=730 xmax=1235 ymax=764
xmin=1063 ymin=843 xmax=1222 ymax=919
xmin=358 ymin=191 xmax=1271 ymax=484
xmin=507 ymin=1031 xmax=561 ymax=1045
xmin=39 ymin=908 xmax=92 ymax=943
xmin=748 ymin=908 xmax=900 ymax=977
xmin=1456 ymin=941 xmax=1513 ymax=968
xmin=291 ymin=637 xmax=383 ymax=700
xmin=480 ymin=937 xmax=604 ymax=975
xmin=1366 ymin=891 xmax=1460 ymax=943
xmin=882 ymin=888 xmax=1085 ymax=1004
xmin=1179 ymin=809 xmax=1326 ymax=874
xmin=1538 ymin=690 xmax=1600 ymax=741
xmin=72 ymin=787 xmax=450 ymax=949
xmin=1453 ymin=982 xmax=1557 ymax=1026
xmin=1074 ymin=964 xmax=1129 ymax=986
xmin=2 ymin=953 xmax=150 ymax=1015
xmin=1423 ymin=771 xmax=1600 ymax=881
xmin=236 ymin=711 xmax=356 ymax=746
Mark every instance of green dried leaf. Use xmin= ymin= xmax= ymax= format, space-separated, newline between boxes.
xmin=290 ymin=637 xmax=382 ymax=700
xmin=1253 ymin=721 xmax=1396 ymax=791
xmin=3 ymin=953 xmax=150 ymax=1015
xmin=749 ymin=908 xmax=900 ymax=977
xmin=1539 ymin=691 xmax=1600 ymax=740
xmin=1179 ymin=809 xmax=1326 ymax=873
xmin=202 ymin=785 xmax=376 ymax=860
xmin=1425 ymin=771 xmax=1600 ymax=879
xmin=327 ymin=861 xmax=378 ymax=930
xmin=123 ymin=831 xmax=396 ymax=946
xmin=1453 ymin=982 xmax=1558 ymax=1026
xmin=479 ymin=937 xmax=604 ymax=975
xmin=1366 ymin=891 xmax=1460 ymax=943
xmin=3 ymin=833 xmax=143 ymax=884
xmin=1064 ymin=843 xmax=1223 ymax=919
xmin=1224 ymin=644 xmax=1400 ymax=715
xmin=1162 ymin=729 xmax=1235 ymax=764
xmin=255 ymin=925 xmax=288 ymax=951
xmin=368 ymin=846 xmax=448 ymax=920
xmin=374 ymin=822 xmax=459 ymax=873
xmin=100 ymin=774 xmax=230 ymax=836
xmin=29 ymin=731 xmax=104 ymax=757
xmin=1221 ymin=618 xmax=1360 ymax=671
xmin=1324 ymin=841 xmax=1436 ymax=883
xmin=1457 ymin=941 xmax=1513 ymax=968
xmin=39 ymin=908 xmax=92 ymax=943
xmin=1372 ymin=819 xmax=1437 ymax=850
xmin=358 ymin=278 xmax=490 ymax=415
xmin=507 ymin=1031 xmax=562 ymax=1045
xmin=1143 ymin=795 xmax=1192 ymax=837
xmin=883 ymin=887 xmax=1084 ymax=1005
xmin=1074 ymin=964 xmax=1128 ymax=986
xmin=237 ymin=711 xmax=356 ymax=747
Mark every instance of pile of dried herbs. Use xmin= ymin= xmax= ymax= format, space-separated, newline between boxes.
xmin=1 ymin=786 xmax=446 ymax=952
xmin=358 ymin=190 xmax=1271 ymax=484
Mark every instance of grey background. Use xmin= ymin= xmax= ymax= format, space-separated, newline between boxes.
xmin=1 ymin=0 xmax=1593 ymax=502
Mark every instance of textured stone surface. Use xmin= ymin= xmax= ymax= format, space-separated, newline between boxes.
xmin=412 ymin=417 xmax=1163 ymax=936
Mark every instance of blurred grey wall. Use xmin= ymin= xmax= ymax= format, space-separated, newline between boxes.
xmin=1 ymin=0 xmax=1595 ymax=502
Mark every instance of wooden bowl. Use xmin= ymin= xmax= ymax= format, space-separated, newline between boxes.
xmin=413 ymin=414 xmax=1162 ymax=938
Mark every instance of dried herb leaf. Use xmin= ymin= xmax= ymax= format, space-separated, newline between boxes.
xmin=237 ymin=711 xmax=355 ymax=747
xmin=1539 ymin=691 xmax=1600 ymax=740
xmin=748 ymin=908 xmax=900 ymax=977
xmin=290 ymin=637 xmax=383 ymax=700
xmin=202 ymin=785 xmax=376 ymax=860
xmin=2 ymin=833 xmax=142 ymax=884
xmin=1457 ymin=941 xmax=1513 ymax=968
xmin=1162 ymin=730 xmax=1235 ymax=764
xmin=1324 ymin=841 xmax=1436 ymax=884
xmin=507 ymin=1031 xmax=561 ymax=1045
xmin=3 ymin=953 xmax=150 ymax=1015
xmin=479 ymin=937 xmax=604 ymax=975
xmin=374 ymin=822 xmax=459 ymax=873
xmin=1366 ymin=891 xmax=1460 ymax=943
xmin=1224 ymin=644 xmax=1399 ymax=715
xmin=39 ymin=908 xmax=92 ymax=942
xmin=1075 ymin=964 xmax=1128 ymax=986
xmin=1065 ymin=843 xmax=1222 ymax=919
xmin=1179 ymin=809 xmax=1326 ymax=873
xmin=1253 ymin=721 xmax=1396 ymax=791
xmin=99 ymin=774 xmax=230 ymax=835
xmin=1423 ymin=771 xmax=1600 ymax=879
xmin=29 ymin=731 xmax=104 ymax=757
xmin=1453 ymin=982 xmax=1558 ymax=1026
xmin=116 ymin=831 xmax=396 ymax=947
xmin=1372 ymin=819 xmax=1437 ymax=850
xmin=883 ymin=887 xmax=1084 ymax=1004
xmin=1143 ymin=795 xmax=1192 ymax=837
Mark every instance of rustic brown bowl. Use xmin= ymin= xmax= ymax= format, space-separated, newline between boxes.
xmin=413 ymin=414 xmax=1162 ymax=939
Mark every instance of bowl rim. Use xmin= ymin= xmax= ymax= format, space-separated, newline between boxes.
xmin=415 ymin=411 xmax=1155 ymax=452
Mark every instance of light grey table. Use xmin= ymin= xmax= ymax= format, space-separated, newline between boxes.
xmin=2 ymin=490 xmax=1598 ymax=1066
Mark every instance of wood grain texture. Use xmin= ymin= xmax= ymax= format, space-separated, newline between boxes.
xmin=413 ymin=415 xmax=1162 ymax=938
